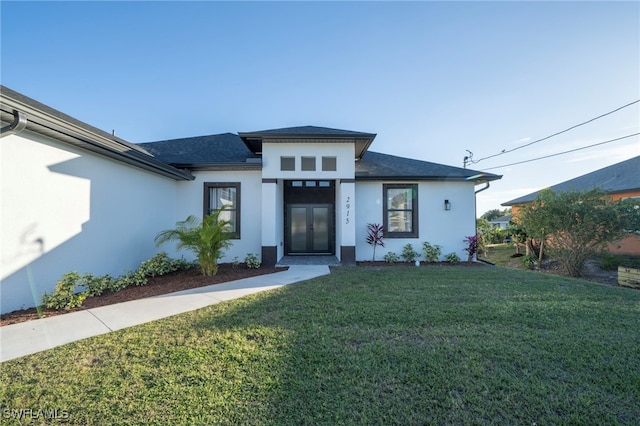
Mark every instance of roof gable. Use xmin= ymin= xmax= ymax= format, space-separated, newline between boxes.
xmin=503 ymin=156 xmax=640 ymax=206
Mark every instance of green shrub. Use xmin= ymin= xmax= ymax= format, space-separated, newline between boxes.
xmin=401 ymin=244 xmax=419 ymax=263
xmin=85 ymin=274 xmax=114 ymax=297
xmin=107 ymin=276 xmax=130 ymax=293
xmin=383 ymin=252 xmax=400 ymax=263
xmin=232 ymin=256 xmax=241 ymax=270
xmin=245 ymin=253 xmax=261 ymax=269
xmin=138 ymin=252 xmax=183 ymax=277
xmin=422 ymin=242 xmax=442 ymax=262
xmin=41 ymin=254 xmax=196 ymax=310
xmin=116 ymin=269 xmax=148 ymax=288
xmin=521 ymin=254 xmax=537 ymax=270
xmin=444 ymin=252 xmax=460 ymax=263
xmin=598 ymin=251 xmax=621 ymax=271
xmin=42 ymin=272 xmax=88 ymax=310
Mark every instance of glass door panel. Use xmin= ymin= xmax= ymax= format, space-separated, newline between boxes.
xmin=290 ymin=207 xmax=308 ymax=252
xmin=312 ymin=207 xmax=329 ymax=251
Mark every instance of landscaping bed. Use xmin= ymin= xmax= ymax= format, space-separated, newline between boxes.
xmin=0 ymin=264 xmax=286 ymax=327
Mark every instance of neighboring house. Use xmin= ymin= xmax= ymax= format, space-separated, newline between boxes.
xmin=502 ymin=156 xmax=640 ymax=255
xmin=1 ymin=86 xmax=501 ymax=314
xmin=489 ymin=215 xmax=511 ymax=230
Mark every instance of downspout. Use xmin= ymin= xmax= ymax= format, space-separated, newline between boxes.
xmin=475 ymin=182 xmax=490 ymax=195
xmin=474 ymin=182 xmax=491 ymax=262
xmin=0 ymin=110 xmax=28 ymax=138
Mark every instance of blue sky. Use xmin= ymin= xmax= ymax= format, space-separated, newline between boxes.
xmin=2 ymin=1 xmax=638 ymax=216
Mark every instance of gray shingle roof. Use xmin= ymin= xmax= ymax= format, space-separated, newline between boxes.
xmin=140 ymin=130 xmax=502 ymax=184
xmin=139 ymin=133 xmax=259 ymax=165
xmin=502 ymin=156 xmax=640 ymax=206
xmin=356 ymin=151 xmax=502 ymax=183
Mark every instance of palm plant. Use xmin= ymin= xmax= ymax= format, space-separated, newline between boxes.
xmin=155 ymin=206 xmax=233 ymax=276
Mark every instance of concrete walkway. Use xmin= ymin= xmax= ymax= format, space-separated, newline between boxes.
xmin=0 ymin=265 xmax=330 ymax=363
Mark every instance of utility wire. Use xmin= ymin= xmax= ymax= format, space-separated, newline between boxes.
xmin=482 ymin=133 xmax=640 ymax=171
xmin=471 ymin=99 xmax=640 ymax=165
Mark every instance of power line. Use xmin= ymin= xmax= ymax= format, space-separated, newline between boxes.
xmin=482 ymin=133 xmax=640 ymax=171
xmin=470 ymin=99 xmax=640 ymax=165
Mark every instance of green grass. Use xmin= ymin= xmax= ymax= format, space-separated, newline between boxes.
xmin=2 ymin=266 xmax=640 ymax=425
xmin=481 ymin=243 xmax=520 ymax=267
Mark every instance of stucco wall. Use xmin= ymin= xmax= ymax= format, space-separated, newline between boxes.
xmin=355 ymin=181 xmax=477 ymax=261
xmin=261 ymin=143 xmax=355 ymax=180
xmin=1 ymin=130 xmax=179 ymax=314
xmin=174 ymin=170 xmax=263 ymax=263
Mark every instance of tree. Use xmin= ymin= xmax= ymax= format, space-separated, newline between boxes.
xmin=617 ymin=197 xmax=640 ymax=233
xmin=480 ymin=208 xmax=511 ymax=222
xmin=506 ymin=221 xmax=527 ymax=254
xmin=155 ymin=206 xmax=233 ymax=276
xmin=517 ymin=188 xmax=625 ymax=277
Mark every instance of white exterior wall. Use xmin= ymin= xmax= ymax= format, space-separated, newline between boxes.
xmin=1 ymin=131 xmax=179 ymax=313
xmin=261 ymin=142 xmax=356 ymax=262
xmin=355 ymin=181 xmax=477 ymax=261
xmin=336 ymin=180 xmax=356 ymax=260
xmin=262 ymin=143 xmax=355 ymax=180
xmin=175 ymin=170 xmax=262 ymax=263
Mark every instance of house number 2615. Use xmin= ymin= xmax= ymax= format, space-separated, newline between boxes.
xmin=345 ymin=196 xmax=351 ymax=224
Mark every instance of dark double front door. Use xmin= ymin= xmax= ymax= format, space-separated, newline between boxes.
xmin=286 ymin=204 xmax=333 ymax=254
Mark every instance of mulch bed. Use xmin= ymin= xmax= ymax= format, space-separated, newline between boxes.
xmin=0 ymin=264 xmax=287 ymax=327
xmin=357 ymin=261 xmax=485 ymax=267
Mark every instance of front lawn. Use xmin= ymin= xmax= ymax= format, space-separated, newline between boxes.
xmin=1 ymin=266 xmax=639 ymax=424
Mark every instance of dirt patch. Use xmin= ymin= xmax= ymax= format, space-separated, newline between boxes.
xmin=504 ymin=256 xmax=620 ymax=286
xmin=0 ymin=264 xmax=287 ymax=327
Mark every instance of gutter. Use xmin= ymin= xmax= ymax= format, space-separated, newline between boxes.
xmin=475 ymin=182 xmax=490 ymax=194
xmin=1 ymin=90 xmax=194 ymax=181
xmin=0 ymin=109 xmax=27 ymax=137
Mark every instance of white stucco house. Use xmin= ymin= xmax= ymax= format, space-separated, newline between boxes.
xmin=1 ymin=86 xmax=501 ymax=314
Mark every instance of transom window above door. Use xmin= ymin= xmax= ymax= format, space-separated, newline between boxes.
xmin=287 ymin=180 xmax=334 ymax=188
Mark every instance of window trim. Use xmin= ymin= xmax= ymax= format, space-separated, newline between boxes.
xmin=383 ymin=183 xmax=419 ymax=238
xmin=301 ymin=156 xmax=316 ymax=171
xmin=203 ymin=182 xmax=241 ymax=239
xmin=322 ymin=156 xmax=337 ymax=171
xmin=280 ymin=156 xmax=295 ymax=171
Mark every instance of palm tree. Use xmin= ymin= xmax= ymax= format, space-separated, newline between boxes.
xmin=155 ymin=206 xmax=233 ymax=276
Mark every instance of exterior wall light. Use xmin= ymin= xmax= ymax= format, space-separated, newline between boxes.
xmin=444 ymin=199 xmax=451 ymax=211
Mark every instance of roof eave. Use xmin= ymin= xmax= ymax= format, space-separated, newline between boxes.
xmin=169 ymin=162 xmax=262 ymax=172
xmin=238 ymin=131 xmax=377 ymax=159
xmin=355 ymin=174 xmax=502 ymax=183
xmin=1 ymin=87 xmax=194 ymax=181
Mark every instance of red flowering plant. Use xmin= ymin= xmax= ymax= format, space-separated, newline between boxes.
xmin=464 ymin=235 xmax=479 ymax=262
xmin=366 ymin=223 xmax=385 ymax=261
